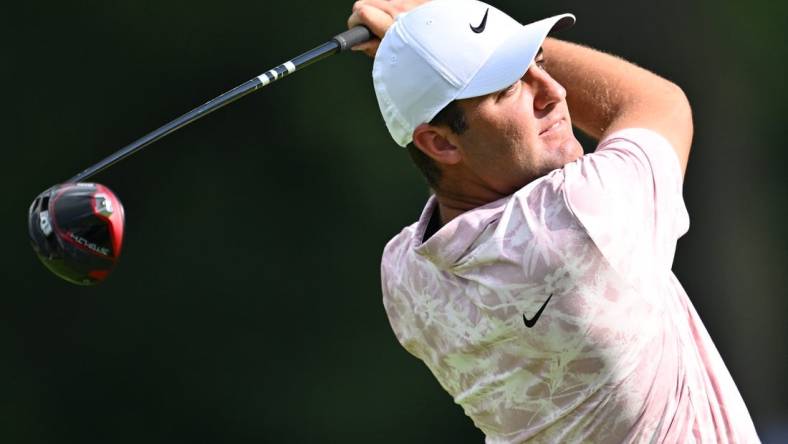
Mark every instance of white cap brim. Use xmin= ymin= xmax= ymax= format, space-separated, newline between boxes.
xmin=456 ymin=14 xmax=575 ymax=99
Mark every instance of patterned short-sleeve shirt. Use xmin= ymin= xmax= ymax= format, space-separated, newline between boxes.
xmin=381 ymin=128 xmax=759 ymax=443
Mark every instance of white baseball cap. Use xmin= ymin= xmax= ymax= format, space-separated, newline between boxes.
xmin=372 ymin=0 xmax=575 ymax=147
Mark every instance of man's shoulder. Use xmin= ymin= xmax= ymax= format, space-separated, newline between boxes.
xmin=382 ymin=220 xmax=419 ymax=265
xmin=380 ymin=217 xmax=428 ymax=295
xmin=381 ymin=196 xmax=440 ymax=268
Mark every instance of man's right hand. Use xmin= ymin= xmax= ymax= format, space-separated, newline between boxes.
xmin=347 ymin=0 xmax=430 ymax=58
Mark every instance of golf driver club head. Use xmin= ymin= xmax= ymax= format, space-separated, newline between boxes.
xmin=28 ymin=182 xmax=125 ymax=286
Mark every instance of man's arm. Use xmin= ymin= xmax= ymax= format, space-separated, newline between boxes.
xmin=541 ymin=38 xmax=693 ymax=177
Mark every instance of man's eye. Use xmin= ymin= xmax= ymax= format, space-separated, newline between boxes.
xmin=497 ymin=82 xmax=517 ymax=100
xmin=535 ymin=59 xmax=547 ymax=71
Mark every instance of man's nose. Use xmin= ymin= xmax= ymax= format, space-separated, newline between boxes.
xmin=531 ymin=67 xmax=566 ymax=111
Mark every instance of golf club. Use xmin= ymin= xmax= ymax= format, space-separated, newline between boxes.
xmin=28 ymin=26 xmax=372 ymax=286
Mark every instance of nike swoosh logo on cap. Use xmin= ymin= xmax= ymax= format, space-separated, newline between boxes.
xmin=523 ymin=293 xmax=553 ymax=328
xmin=470 ymin=8 xmax=489 ymax=33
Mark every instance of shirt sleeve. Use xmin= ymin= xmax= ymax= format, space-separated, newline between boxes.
xmin=562 ymin=128 xmax=690 ymax=281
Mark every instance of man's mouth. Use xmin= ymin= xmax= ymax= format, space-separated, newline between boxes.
xmin=539 ymin=118 xmax=565 ymax=136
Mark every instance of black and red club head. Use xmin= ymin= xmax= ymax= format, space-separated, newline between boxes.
xmin=28 ymin=182 xmax=125 ymax=286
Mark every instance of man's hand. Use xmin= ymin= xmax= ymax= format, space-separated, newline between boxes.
xmin=347 ymin=0 xmax=429 ymax=58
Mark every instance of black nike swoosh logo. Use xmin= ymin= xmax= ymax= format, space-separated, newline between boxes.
xmin=470 ymin=9 xmax=489 ymax=34
xmin=523 ymin=293 xmax=553 ymax=328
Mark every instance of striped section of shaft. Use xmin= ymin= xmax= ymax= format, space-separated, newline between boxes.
xmin=257 ymin=61 xmax=297 ymax=86
xmin=252 ymin=40 xmax=339 ymax=90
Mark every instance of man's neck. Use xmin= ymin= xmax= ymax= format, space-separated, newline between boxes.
xmin=431 ymin=168 xmax=518 ymax=225
xmin=434 ymin=191 xmax=502 ymax=226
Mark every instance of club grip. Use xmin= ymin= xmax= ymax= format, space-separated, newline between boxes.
xmin=333 ymin=26 xmax=372 ymax=52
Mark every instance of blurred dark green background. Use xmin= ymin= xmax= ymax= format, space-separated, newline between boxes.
xmin=3 ymin=0 xmax=786 ymax=442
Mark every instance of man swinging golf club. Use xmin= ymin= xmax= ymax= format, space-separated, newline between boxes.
xmin=348 ymin=0 xmax=760 ymax=442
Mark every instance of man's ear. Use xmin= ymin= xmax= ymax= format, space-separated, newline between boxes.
xmin=412 ymin=123 xmax=462 ymax=165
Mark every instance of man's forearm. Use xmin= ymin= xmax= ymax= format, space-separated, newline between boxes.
xmin=542 ymin=38 xmax=692 ymax=172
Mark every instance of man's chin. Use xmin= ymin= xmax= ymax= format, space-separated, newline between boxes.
xmin=566 ymin=136 xmax=584 ymax=160
xmin=546 ymin=137 xmax=583 ymax=170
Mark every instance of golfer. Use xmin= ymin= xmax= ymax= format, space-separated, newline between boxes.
xmin=348 ymin=0 xmax=759 ymax=442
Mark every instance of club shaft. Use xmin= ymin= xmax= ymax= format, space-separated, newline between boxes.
xmin=68 ymin=27 xmax=370 ymax=183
